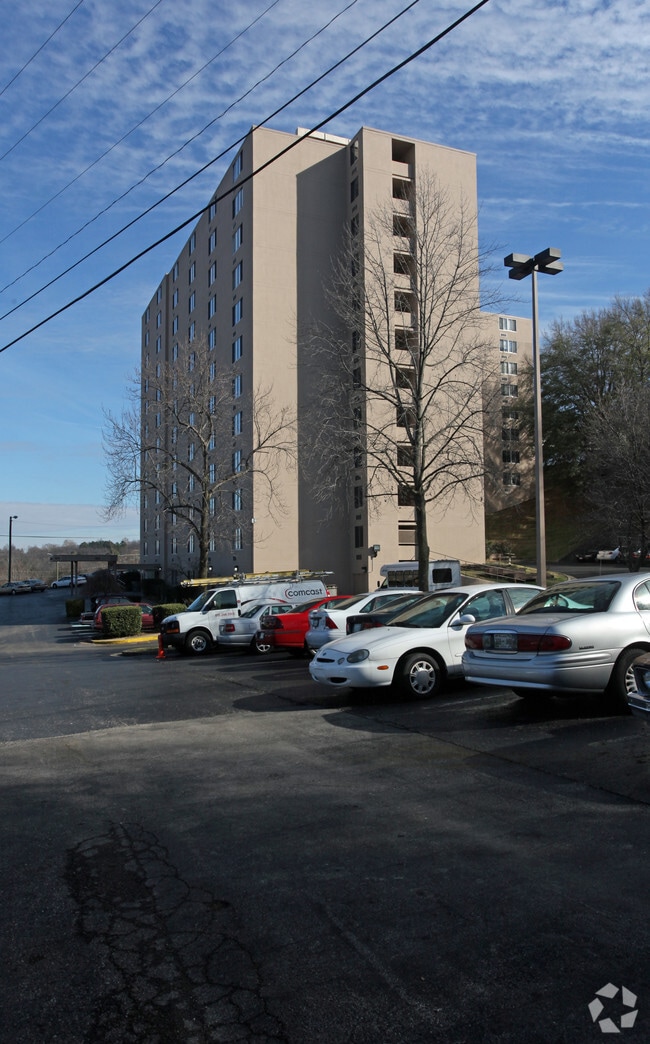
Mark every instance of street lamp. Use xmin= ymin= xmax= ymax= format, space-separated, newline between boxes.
xmin=8 ymin=515 xmax=18 ymax=583
xmin=504 ymin=248 xmax=563 ymax=588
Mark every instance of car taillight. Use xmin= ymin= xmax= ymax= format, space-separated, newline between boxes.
xmin=223 ymin=624 xmax=236 ymax=633
xmin=514 ymin=634 xmax=571 ymax=652
xmin=261 ymin=617 xmax=282 ymax=630
xmin=464 ymin=633 xmax=483 ymax=650
xmin=325 ymin=617 xmax=339 ymax=630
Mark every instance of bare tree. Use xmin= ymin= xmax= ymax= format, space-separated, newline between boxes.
xmin=303 ymin=173 xmax=501 ymax=591
xmin=103 ymin=335 xmax=296 ymax=577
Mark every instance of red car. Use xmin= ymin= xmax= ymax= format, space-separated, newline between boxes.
xmin=257 ymin=596 xmax=351 ymax=656
xmin=94 ymin=602 xmax=154 ymax=632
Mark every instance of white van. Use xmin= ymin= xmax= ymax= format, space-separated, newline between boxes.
xmin=160 ymin=572 xmax=330 ymax=655
xmin=379 ymin=560 xmax=462 ymax=592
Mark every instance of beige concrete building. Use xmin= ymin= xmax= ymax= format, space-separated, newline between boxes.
xmin=140 ymin=125 xmax=532 ymax=591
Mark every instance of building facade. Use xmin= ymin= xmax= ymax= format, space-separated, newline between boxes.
xmin=140 ymin=125 xmax=531 ymax=592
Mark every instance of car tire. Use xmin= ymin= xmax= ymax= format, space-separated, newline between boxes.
xmin=184 ymin=629 xmax=212 ymax=656
xmin=396 ymin=652 xmax=443 ymax=699
xmin=252 ymin=635 xmax=272 ymax=655
xmin=605 ymin=646 xmax=647 ymax=714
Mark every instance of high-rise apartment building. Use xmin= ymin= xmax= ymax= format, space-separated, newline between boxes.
xmin=140 ymin=125 xmax=531 ymax=591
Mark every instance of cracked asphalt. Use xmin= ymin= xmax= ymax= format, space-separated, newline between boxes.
xmin=2 ymin=589 xmax=650 ymax=1042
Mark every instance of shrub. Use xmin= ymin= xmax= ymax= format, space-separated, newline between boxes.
xmin=152 ymin=603 xmax=187 ymax=629
xmin=65 ymin=598 xmax=85 ymax=618
xmin=101 ymin=605 xmax=142 ymax=638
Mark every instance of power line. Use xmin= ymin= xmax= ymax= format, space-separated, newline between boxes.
xmin=0 ymin=0 xmax=284 ymax=252
xmin=0 ymin=0 xmax=167 ymax=162
xmin=0 ymin=0 xmax=360 ymax=295
xmin=0 ymin=0 xmax=492 ymax=355
xmin=0 ymin=0 xmax=411 ymax=318
xmin=0 ymin=0 xmax=87 ymax=99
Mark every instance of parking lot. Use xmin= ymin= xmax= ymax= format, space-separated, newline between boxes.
xmin=2 ymin=588 xmax=650 ymax=1041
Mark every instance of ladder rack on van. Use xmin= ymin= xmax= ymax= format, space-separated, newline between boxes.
xmin=180 ymin=569 xmax=333 ymax=589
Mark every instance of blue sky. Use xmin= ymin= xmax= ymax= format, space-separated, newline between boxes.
xmin=1 ymin=0 xmax=648 ymax=551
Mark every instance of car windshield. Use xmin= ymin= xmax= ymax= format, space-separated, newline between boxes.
xmin=241 ymin=604 xmax=266 ymax=619
xmin=389 ymin=592 xmax=469 ymax=629
xmin=518 ymin=581 xmax=620 ymax=614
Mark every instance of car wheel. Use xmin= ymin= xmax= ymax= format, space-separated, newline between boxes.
xmin=605 ymin=646 xmax=646 ymax=713
xmin=184 ymin=629 xmax=212 ymax=656
xmin=252 ymin=635 xmax=272 ymax=655
xmin=396 ymin=652 xmax=443 ymax=699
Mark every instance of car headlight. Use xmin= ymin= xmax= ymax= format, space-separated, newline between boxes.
xmin=346 ymin=649 xmax=370 ymax=664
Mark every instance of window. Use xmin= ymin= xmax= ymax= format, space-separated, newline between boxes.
xmin=172 ymin=343 xmax=179 ymax=361
xmin=350 ymin=139 xmax=359 ymax=165
xmin=156 ymin=311 xmax=162 ymax=328
xmin=155 ymin=539 xmax=160 ymax=556
xmin=209 ymin=463 xmax=216 ymax=482
xmin=232 ymin=224 xmax=242 ymax=253
xmin=172 ymin=316 xmax=179 ymax=334
xmin=209 ymin=295 xmax=217 ymax=318
xmin=233 ymin=374 xmax=242 ymax=398
xmin=189 ymin=231 xmax=196 ymax=254
xmin=500 ymin=360 xmax=518 ymax=375
xmin=209 ymin=496 xmax=215 ymax=516
xmin=209 ymin=229 xmax=217 ymax=253
xmin=354 ymin=525 xmax=364 ymax=548
xmin=209 ymin=261 xmax=217 ymax=286
xmin=188 ymin=475 xmax=195 ymax=492
xmin=232 ymin=187 xmax=243 ymax=217
xmin=189 ymin=351 xmax=195 ymax=371
xmin=172 ymin=288 xmax=179 ymax=308
xmin=233 ymin=150 xmax=243 ymax=179
xmin=171 ymin=536 xmax=177 ymax=555
xmin=209 ymin=395 xmax=216 ymax=413
xmin=398 ymin=484 xmax=416 ymax=506
xmin=501 ymin=428 xmax=520 ymax=442
xmin=232 ymin=299 xmax=242 ymax=325
xmin=157 ymin=286 xmax=162 ymax=303
xmin=350 ymin=177 xmax=358 ymax=202
xmin=233 ymin=411 xmax=242 ymax=436
xmin=234 ymin=527 xmax=243 ymax=551
xmin=354 ymin=486 xmax=363 ymax=509
xmin=209 ymin=200 xmax=217 ymax=221
xmin=232 ymin=335 xmax=242 ymax=362
xmin=172 ymin=261 xmax=179 ymax=280
xmin=145 ymin=306 xmax=151 ymax=323
xmin=399 ymin=524 xmax=417 ymax=546
xmin=499 ymin=317 xmax=517 ymax=331
xmin=350 ymin=214 xmax=359 ymax=237
xmin=189 ymin=261 xmax=196 ymax=283
xmin=189 ymin=321 xmax=196 ymax=342
xmin=209 ymin=360 xmax=216 ymax=380
xmin=209 ymin=328 xmax=217 ymax=350
xmin=156 ymin=335 xmax=161 ymax=353
xmin=500 ymin=339 xmax=517 ymax=353
xmin=171 ymin=427 xmax=177 ymax=445
xmin=233 ymin=449 xmax=241 ymax=473
xmin=503 ymin=472 xmax=521 ymax=486
xmin=501 ymin=384 xmax=519 ymax=397
xmin=352 ymin=330 xmax=360 ymax=353
xmin=395 ymin=291 xmax=413 ymax=313
xmin=397 ymin=444 xmax=414 ymax=467
xmin=188 ymin=443 xmax=195 ymax=461
xmin=209 ymin=433 xmax=216 ymax=450
xmin=144 ymin=330 xmax=149 ymax=347
xmin=188 ymin=533 xmax=195 ymax=553
xmin=233 ymin=260 xmax=243 ymax=289
xmin=502 ymin=449 xmax=521 ymax=464
xmin=233 ymin=489 xmax=242 ymax=511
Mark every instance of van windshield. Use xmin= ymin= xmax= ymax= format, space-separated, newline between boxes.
xmin=186 ymin=589 xmax=217 ymax=612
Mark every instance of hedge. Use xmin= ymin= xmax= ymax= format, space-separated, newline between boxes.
xmin=101 ymin=605 xmax=142 ymax=638
xmin=152 ymin=603 xmax=187 ymax=629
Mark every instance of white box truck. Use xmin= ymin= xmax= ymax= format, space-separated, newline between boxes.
xmin=160 ymin=571 xmax=331 ymax=655
xmin=379 ymin=560 xmax=462 ymax=592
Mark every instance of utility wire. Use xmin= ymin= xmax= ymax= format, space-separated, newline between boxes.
xmin=0 ymin=0 xmax=358 ymax=290
xmin=0 ymin=0 xmax=166 ymax=162
xmin=0 ymin=0 xmax=413 ymax=318
xmin=0 ymin=0 xmax=492 ymax=355
xmin=0 ymin=0 xmax=284 ymax=250
xmin=0 ymin=0 xmax=87 ymax=99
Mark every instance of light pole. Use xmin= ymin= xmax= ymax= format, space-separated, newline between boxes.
xmin=8 ymin=515 xmax=18 ymax=583
xmin=504 ymin=248 xmax=563 ymax=588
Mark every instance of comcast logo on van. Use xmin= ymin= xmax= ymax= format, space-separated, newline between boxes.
xmin=283 ymin=587 xmax=323 ymax=599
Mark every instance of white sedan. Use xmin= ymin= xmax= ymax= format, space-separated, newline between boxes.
xmin=306 ymin=588 xmax=419 ymax=653
xmin=309 ymin=583 xmax=542 ymax=699
xmin=218 ymin=601 xmax=294 ymax=653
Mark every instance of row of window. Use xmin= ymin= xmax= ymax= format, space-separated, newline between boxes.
xmin=143 ymin=524 xmax=244 ymax=560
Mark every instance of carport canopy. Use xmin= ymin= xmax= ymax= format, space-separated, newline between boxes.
xmin=50 ymin=552 xmax=118 ymax=587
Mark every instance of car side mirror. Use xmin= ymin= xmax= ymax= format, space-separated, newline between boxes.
xmin=452 ymin=613 xmax=476 ymax=628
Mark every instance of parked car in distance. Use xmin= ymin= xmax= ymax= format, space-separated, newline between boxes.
xmin=574 ymin=550 xmax=598 ymax=563
xmin=0 ymin=580 xmax=31 ymax=595
xmin=628 ymin=655 xmax=650 ymax=718
xmin=346 ymin=592 xmax=428 ymax=635
xmin=306 ymin=589 xmax=419 ymax=653
xmin=596 ymin=548 xmax=621 ymax=562
xmin=51 ymin=575 xmax=87 ymax=588
xmin=462 ymin=573 xmax=650 ymax=713
xmin=218 ymin=601 xmax=295 ymax=653
xmin=309 ymin=583 xmax=542 ymax=699
xmin=93 ymin=602 xmax=154 ymax=631
xmin=258 ymin=596 xmax=352 ymax=656
xmin=25 ymin=578 xmax=47 ymax=592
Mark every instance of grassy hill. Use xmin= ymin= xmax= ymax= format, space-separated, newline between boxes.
xmin=485 ymin=478 xmax=596 ymax=564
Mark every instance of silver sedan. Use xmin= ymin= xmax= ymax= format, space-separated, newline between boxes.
xmin=462 ymin=573 xmax=650 ymax=712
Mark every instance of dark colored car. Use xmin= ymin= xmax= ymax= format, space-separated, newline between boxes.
xmin=25 ymin=578 xmax=47 ymax=592
xmin=345 ymin=592 xmax=428 ymax=635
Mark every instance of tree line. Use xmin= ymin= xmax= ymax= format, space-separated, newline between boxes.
xmin=0 ymin=539 xmax=139 ymax=584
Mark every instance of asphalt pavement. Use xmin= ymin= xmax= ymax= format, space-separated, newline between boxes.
xmin=1 ymin=587 xmax=650 ymax=1043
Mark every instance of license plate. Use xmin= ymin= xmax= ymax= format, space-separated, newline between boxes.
xmin=492 ymin=632 xmax=517 ymax=651
xmin=312 ymin=619 xmax=322 ymax=628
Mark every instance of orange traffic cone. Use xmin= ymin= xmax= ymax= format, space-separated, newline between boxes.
xmin=156 ymin=634 xmax=166 ymax=659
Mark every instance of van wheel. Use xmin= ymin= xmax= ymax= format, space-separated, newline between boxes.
xmin=184 ymin=629 xmax=211 ymax=656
